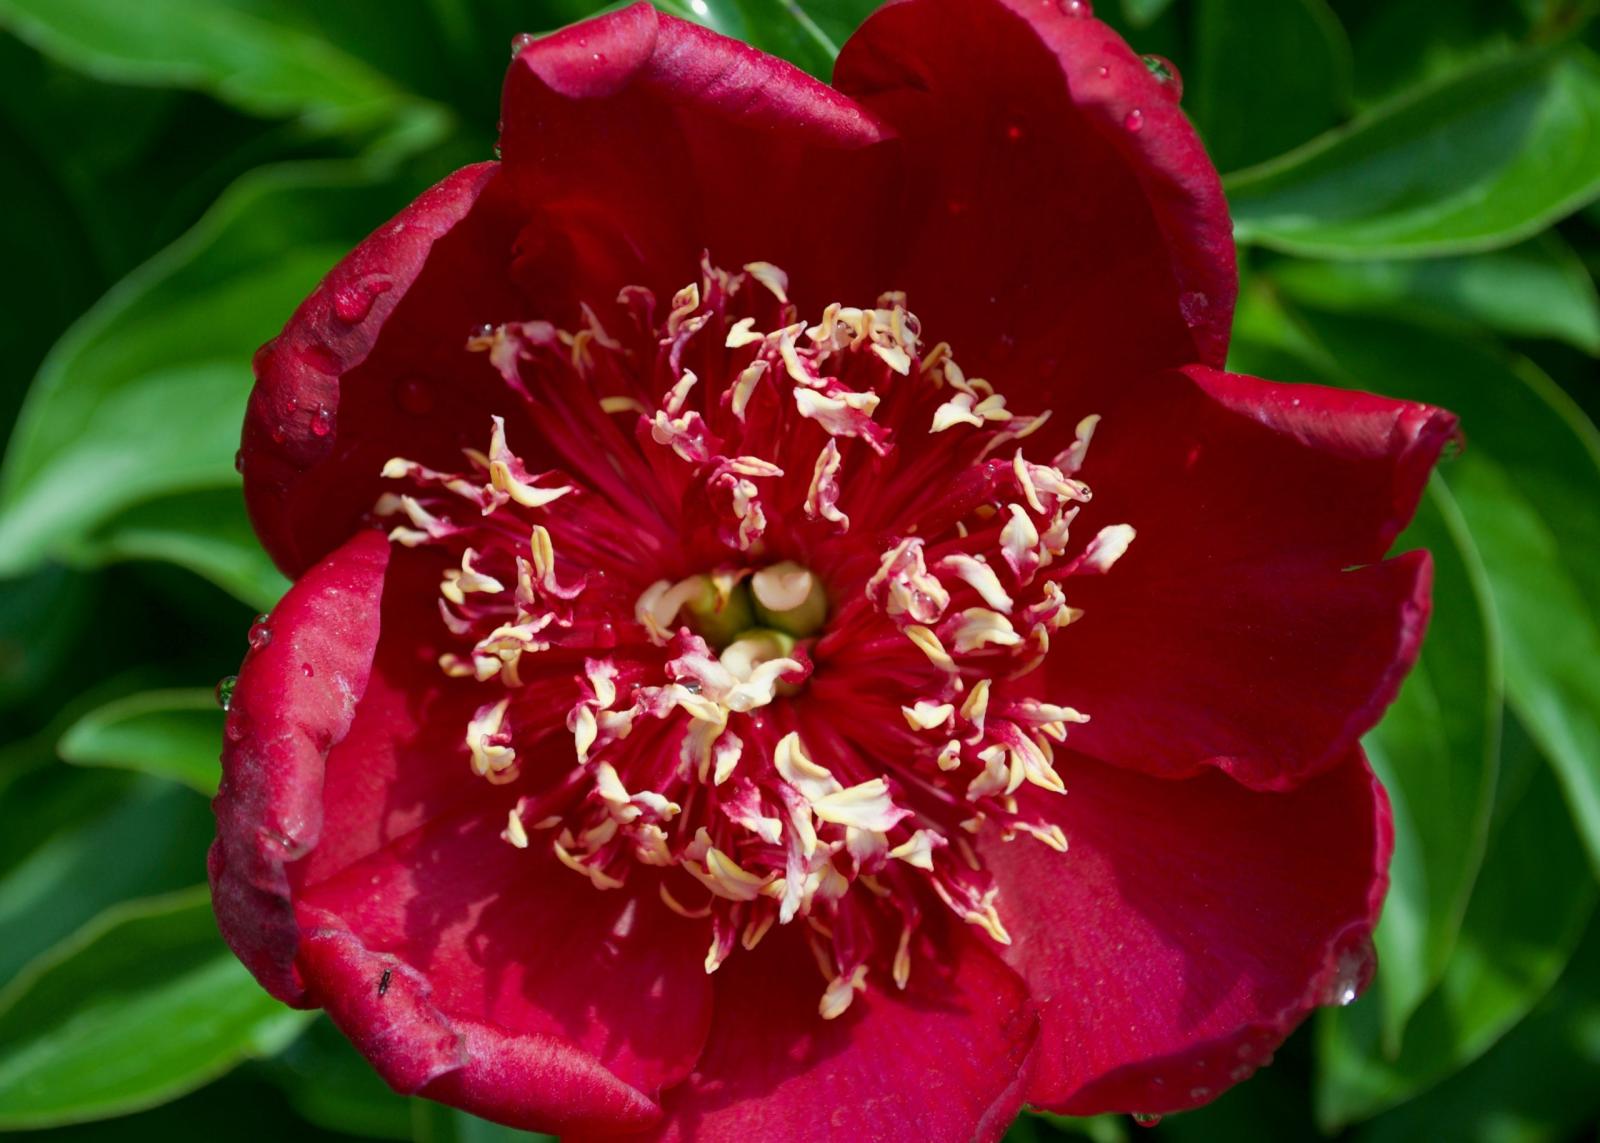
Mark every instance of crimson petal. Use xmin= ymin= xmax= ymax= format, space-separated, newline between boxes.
xmin=1055 ymin=367 xmax=1454 ymax=789
xmin=242 ymin=163 xmax=534 ymax=577
xmin=631 ymin=925 xmax=1036 ymax=1143
xmin=982 ymin=750 xmax=1390 ymax=1116
xmin=835 ymin=0 xmax=1235 ymax=389
xmin=212 ymin=534 xmax=712 ymax=1134
xmin=499 ymin=2 xmax=895 ymax=316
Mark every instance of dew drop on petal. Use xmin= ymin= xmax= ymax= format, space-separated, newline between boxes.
xmin=1124 ymin=108 xmax=1145 ymax=132
xmin=1057 ymin=0 xmax=1092 ymax=15
xmin=1322 ymin=935 xmax=1377 ymax=1006
xmin=1179 ymin=290 xmax=1210 ymax=327
xmin=1097 ymin=65 xmax=1110 ymax=79
xmin=1132 ymin=1113 xmax=1162 ymax=1128
xmin=215 ymin=675 xmax=238 ymax=710
xmin=234 ymin=449 xmax=245 ymax=474
xmin=311 ymin=408 xmax=334 ymax=438
xmin=1142 ymin=54 xmax=1183 ymax=101
xmin=300 ymin=344 xmax=340 ymax=376
xmin=510 ymin=31 xmax=537 ymax=57
xmin=270 ymin=424 xmax=288 ymax=445
xmin=395 ymin=376 xmax=435 ymax=416
xmin=301 ymin=662 xmax=315 ymax=678
xmin=249 ymin=615 xmax=273 ymax=650
xmin=331 ymin=275 xmax=393 ymax=324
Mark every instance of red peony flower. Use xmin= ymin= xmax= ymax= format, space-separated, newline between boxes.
xmin=210 ymin=1 xmax=1457 ymax=1137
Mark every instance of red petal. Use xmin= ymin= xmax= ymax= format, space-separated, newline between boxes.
xmin=634 ymin=925 xmax=1036 ymax=1143
xmin=982 ymin=750 xmax=1390 ymax=1116
xmin=242 ymin=163 xmax=538 ymax=577
xmin=835 ymin=0 xmax=1234 ymax=387
xmin=298 ymin=924 xmax=662 ymax=1135
xmin=209 ymin=529 xmax=391 ymax=1004
xmin=1055 ymin=368 xmax=1454 ymax=789
xmin=296 ymin=809 xmax=711 ymax=1114
xmin=499 ymin=3 xmax=895 ymax=316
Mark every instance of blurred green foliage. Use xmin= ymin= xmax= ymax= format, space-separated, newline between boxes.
xmin=0 ymin=0 xmax=1597 ymax=1139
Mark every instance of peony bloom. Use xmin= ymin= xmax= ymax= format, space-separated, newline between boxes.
xmin=210 ymin=1 xmax=1456 ymax=1137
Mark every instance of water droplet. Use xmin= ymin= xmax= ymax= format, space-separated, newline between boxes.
xmin=269 ymin=424 xmax=288 ymax=445
xmin=1004 ymin=122 xmax=1025 ymax=142
xmin=472 ymin=322 xmax=495 ymax=340
xmin=1132 ymin=1113 xmax=1162 ymax=1128
xmin=215 ymin=675 xmax=239 ymax=710
xmin=591 ymin=52 xmax=605 ymax=64
xmin=1057 ymin=0 xmax=1092 ymax=14
xmin=311 ymin=407 xmax=334 ymax=438
xmin=233 ymin=449 xmax=245 ymax=474
xmin=1142 ymin=54 xmax=1183 ymax=101
xmin=249 ymin=618 xmax=272 ymax=650
xmin=1179 ymin=290 xmax=1210 ymax=327
xmin=395 ymin=376 xmax=435 ymax=416
xmin=285 ymin=397 xmax=299 ymax=414
xmin=301 ymin=662 xmax=315 ymax=678
xmin=1124 ymin=108 xmax=1145 ymax=133
xmin=492 ymin=141 xmax=503 ymax=160
xmin=510 ymin=31 xmax=537 ymax=57
xmin=1322 ymin=935 xmax=1376 ymax=1006
xmin=331 ymin=275 xmax=393 ymax=324
xmin=300 ymin=343 xmax=341 ymax=376
xmin=1097 ymin=65 xmax=1110 ymax=79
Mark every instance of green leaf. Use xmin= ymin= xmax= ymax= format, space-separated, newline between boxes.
xmin=1361 ymin=478 xmax=1502 ymax=1049
xmin=1191 ymin=0 xmax=1351 ymax=172
xmin=1354 ymin=918 xmax=1600 ymax=1143
xmin=0 ymin=563 xmax=96 ymax=717
xmin=1268 ymin=234 xmax=1600 ymax=354
xmin=0 ymin=0 xmax=448 ymax=157
xmin=1341 ymin=0 xmax=1532 ymax=109
xmin=1227 ymin=47 xmax=1600 ymax=258
xmin=1119 ymin=0 xmax=1175 ymax=27
xmin=58 ymin=689 xmax=225 ymax=795
xmin=1273 ymin=304 xmax=1600 ymax=875
xmin=0 ymin=886 xmax=311 ymax=1129
xmin=410 ymin=1101 xmax=555 ymax=1142
xmin=262 ymin=1016 xmax=414 ymax=1141
xmin=76 ymin=489 xmax=289 ymax=610
xmin=0 ymin=162 xmax=414 ymax=579
xmin=0 ymin=771 xmax=213 ymax=984
xmin=1317 ymin=718 xmax=1598 ymax=1127
xmin=653 ymin=0 xmax=839 ymax=79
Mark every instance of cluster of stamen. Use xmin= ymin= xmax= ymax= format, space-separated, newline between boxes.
xmin=377 ymin=258 xmax=1133 ymax=1017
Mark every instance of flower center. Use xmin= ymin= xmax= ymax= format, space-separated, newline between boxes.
xmin=376 ymin=259 xmax=1132 ymax=1018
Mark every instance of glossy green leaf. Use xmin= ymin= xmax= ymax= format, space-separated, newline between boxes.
xmin=1361 ymin=478 xmax=1502 ymax=1049
xmin=0 ymin=0 xmax=448 ymax=157
xmin=1119 ymin=0 xmax=1175 ymax=27
xmin=262 ymin=1017 xmax=414 ymax=1141
xmin=410 ymin=1102 xmax=555 ymax=1142
xmin=0 ymin=771 xmax=213 ymax=984
xmin=0 ymin=564 xmax=96 ymax=716
xmin=0 ymin=886 xmax=310 ymax=1128
xmin=1268 ymin=234 xmax=1600 ymax=353
xmin=1227 ymin=47 xmax=1600 ymax=258
xmin=1341 ymin=0 xmax=1531 ymax=109
xmin=1192 ymin=0 xmax=1351 ymax=172
xmin=0 ymin=163 xmax=413 ymax=579
xmin=76 ymin=489 xmax=289 ymax=610
xmin=1276 ymin=305 xmax=1600 ymax=875
xmin=1317 ymin=719 xmax=1597 ymax=1127
xmin=1355 ymin=918 xmax=1600 ymax=1143
xmin=58 ymin=689 xmax=225 ymax=795
xmin=654 ymin=0 xmax=837 ymax=79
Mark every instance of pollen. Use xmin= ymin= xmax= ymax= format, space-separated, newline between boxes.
xmin=374 ymin=257 xmax=1133 ymax=1016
